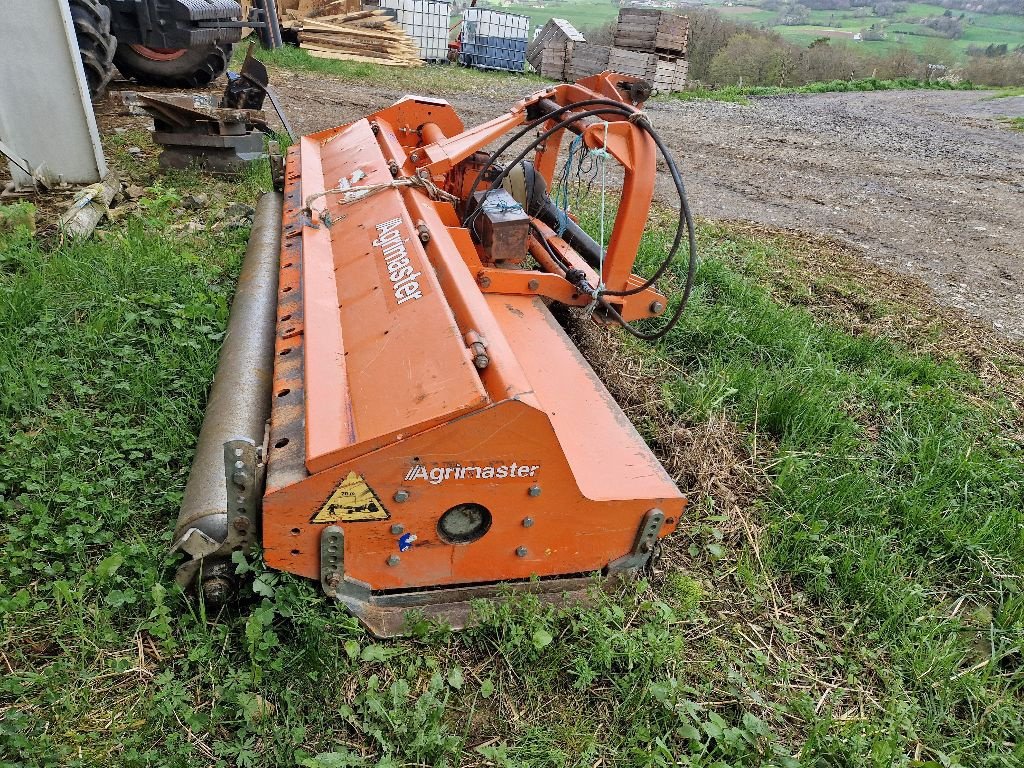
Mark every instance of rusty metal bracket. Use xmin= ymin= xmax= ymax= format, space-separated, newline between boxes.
xmin=606 ymin=508 xmax=665 ymax=572
xmin=224 ymin=438 xmax=261 ymax=553
xmin=172 ymin=437 xmax=265 ymax=589
xmin=320 ymin=525 xmax=372 ymax=609
xmin=320 ymin=525 xmax=345 ymax=593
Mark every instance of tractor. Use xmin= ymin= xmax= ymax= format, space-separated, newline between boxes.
xmin=70 ymin=0 xmax=261 ymax=97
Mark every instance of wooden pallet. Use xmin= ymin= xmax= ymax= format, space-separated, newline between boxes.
xmin=527 ymin=17 xmax=585 ymax=80
xmin=613 ymin=8 xmax=689 ymax=56
xmin=566 ymin=43 xmax=688 ymax=93
xmin=567 ymin=44 xmax=610 ymax=81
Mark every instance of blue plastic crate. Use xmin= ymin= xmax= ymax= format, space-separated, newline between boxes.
xmin=461 ymin=36 xmax=527 ymax=71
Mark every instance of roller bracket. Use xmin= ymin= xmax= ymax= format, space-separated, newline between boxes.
xmin=606 ymin=508 xmax=665 ymax=572
xmin=320 ymin=525 xmax=372 ymax=607
xmin=224 ymin=438 xmax=262 ymax=553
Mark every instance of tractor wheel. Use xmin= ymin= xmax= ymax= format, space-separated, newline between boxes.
xmin=69 ymin=0 xmax=117 ymax=99
xmin=113 ymin=43 xmax=233 ymax=89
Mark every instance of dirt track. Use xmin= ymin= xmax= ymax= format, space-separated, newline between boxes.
xmin=273 ymin=72 xmax=1024 ymax=339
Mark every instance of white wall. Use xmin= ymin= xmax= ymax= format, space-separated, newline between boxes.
xmin=0 ymin=0 xmax=107 ymax=187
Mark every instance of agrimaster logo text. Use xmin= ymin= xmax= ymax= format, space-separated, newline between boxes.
xmin=405 ymin=461 xmax=540 ymax=485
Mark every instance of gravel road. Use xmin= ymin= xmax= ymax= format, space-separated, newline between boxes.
xmin=273 ymin=72 xmax=1024 ymax=339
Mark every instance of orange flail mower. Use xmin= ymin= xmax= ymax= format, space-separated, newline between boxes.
xmin=172 ymin=73 xmax=697 ymax=636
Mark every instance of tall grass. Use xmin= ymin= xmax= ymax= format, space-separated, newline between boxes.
xmin=616 ymin=215 xmax=1024 ymax=765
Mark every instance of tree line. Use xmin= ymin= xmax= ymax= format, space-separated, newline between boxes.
xmin=584 ymin=6 xmax=1024 ymax=87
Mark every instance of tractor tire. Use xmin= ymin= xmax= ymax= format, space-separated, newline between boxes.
xmin=69 ymin=0 xmax=116 ymax=99
xmin=113 ymin=43 xmax=233 ymax=89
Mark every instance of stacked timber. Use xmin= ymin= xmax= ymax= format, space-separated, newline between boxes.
xmin=613 ymin=8 xmax=689 ymax=56
xmin=278 ymin=0 xmax=362 ymax=17
xmin=527 ymin=18 xmax=585 ymax=80
xmin=282 ymin=9 xmax=424 ymax=67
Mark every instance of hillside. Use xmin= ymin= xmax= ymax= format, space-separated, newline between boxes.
xmin=488 ymin=0 xmax=1024 ymax=61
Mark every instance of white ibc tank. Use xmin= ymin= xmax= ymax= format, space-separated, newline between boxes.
xmin=378 ymin=0 xmax=452 ymax=61
xmin=464 ymin=7 xmax=529 ymax=39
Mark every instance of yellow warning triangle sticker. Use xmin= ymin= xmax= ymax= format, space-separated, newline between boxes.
xmin=311 ymin=472 xmax=389 ymax=523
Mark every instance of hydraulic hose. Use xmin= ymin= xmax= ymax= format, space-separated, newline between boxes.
xmin=465 ymin=99 xmax=697 ymax=341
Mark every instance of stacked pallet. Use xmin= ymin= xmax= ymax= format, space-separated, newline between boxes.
xmin=650 ymin=57 xmax=688 ymax=93
xmin=569 ymin=47 xmax=687 ymax=93
xmin=527 ymin=18 xmax=585 ymax=80
xmin=282 ymin=9 xmax=424 ymax=67
xmin=567 ymin=44 xmax=610 ymax=82
xmin=613 ymin=8 xmax=689 ymax=56
xmin=607 ymin=48 xmax=654 ymax=78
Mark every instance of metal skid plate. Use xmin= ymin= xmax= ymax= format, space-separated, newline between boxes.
xmin=317 ymin=523 xmax=649 ymax=638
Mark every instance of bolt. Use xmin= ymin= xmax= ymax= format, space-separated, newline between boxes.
xmin=410 ymin=152 xmax=421 ymax=163
xmin=522 ymin=517 xmax=534 ymax=528
xmin=417 ymin=168 xmax=431 ymax=180
xmin=387 ymin=554 xmax=401 ymax=567
xmin=478 ymin=275 xmax=492 ymax=288
xmin=393 ymin=490 xmax=410 ymax=503
xmin=515 ymin=546 xmax=528 ymax=558
xmin=640 ymin=542 xmax=652 ymax=554
xmin=528 ymin=485 xmax=541 ymax=497
xmin=528 ymin=279 xmax=540 ymax=291
xmin=390 ymin=523 xmax=405 ymax=535
xmin=388 ymin=160 xmax=399 ymax=178
xmin=232 ymin=471 xmax=248 ymax=486
xmin=370 ymin=121 xmax=380 ymax=135
xmin=649 ymin=301 xmax=665 ymax=315
xmin=232 ymin=517 xmax=251 ymax=532
xmin=326 ymin=574 xmax=341 ymax=589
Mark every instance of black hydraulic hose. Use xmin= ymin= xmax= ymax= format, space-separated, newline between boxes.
xmin=533 ymin=220 xmax=686 ymax=343
xmin=466 ymin=98 xmax=698 ymax=342
xmin=529 ymin=221 xmax=571 ymax=273
xmin=461 ymin=97 xmax=648 ymax=224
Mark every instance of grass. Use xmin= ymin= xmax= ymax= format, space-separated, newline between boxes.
xmin=243 ymin=45 xmax=544 ymax=91
xmin=1003 ymin=116 xmax=1024 ymax=130
xmin=987 ymin=86 xmax=1024 ymax=98
xmin=2 ymin=106 xmax=1024 ymax=767
xmin=667 ymin=76 xmax=977 ymax=104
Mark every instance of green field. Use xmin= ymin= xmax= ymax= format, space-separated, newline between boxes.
xmin=509 ymin=0 xmax=621 ymax=33
xmin=711 ymin=0 xmax=1024 ymax=60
